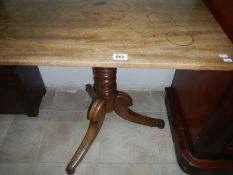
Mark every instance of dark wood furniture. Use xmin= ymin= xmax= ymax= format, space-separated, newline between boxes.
xmin=165 ymin=70 xmax=233 ymax=175
xmin=204 ymin=0 xmax=233 ymax=42
xmin=0 ymin=66 xmax=46 ymax=117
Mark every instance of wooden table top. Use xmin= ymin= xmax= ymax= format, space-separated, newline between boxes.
xmin=0 ymin=0 xmax=232 ymax=70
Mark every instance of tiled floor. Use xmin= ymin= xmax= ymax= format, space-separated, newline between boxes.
xmin=0 ymin=90 xmax=188 ymax=175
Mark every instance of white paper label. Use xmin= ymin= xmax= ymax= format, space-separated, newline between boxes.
xmin=113 ymin=53 xmax=128 ymax=61
xmin=219 ymin=54 xmax=229 ymax=58
xmin=223 ymin=58 xmax=233 ymax=63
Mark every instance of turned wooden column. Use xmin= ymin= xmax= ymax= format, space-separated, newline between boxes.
xmin=66 ymin=67 xmax=165 ymax=174
xmin=94 ymin=68 xmax=117 ymax=112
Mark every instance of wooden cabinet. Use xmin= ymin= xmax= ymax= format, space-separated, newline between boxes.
xmin=0 ymin=66 xmax=46 ymax=117
xmin=165 ymin=70 xmax=233 ymax=175
xmin=204 ymin=0 xmax=233 ymax=42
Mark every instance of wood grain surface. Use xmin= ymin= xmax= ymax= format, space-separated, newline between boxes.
xmin=0 ymin=0 xmax=232 ymax=70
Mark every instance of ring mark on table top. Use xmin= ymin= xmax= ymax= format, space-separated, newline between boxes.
xmin=124 ymin=15 xmax=154 ymax=34
xmin=166 ymin=30 xmax=194 ymax=46
xmin=123 ymin=11 xmax=172 ymax=34
xmin=147 ymin=12 xmax=172 ymax=25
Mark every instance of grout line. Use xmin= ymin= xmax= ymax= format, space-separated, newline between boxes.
xmin=40 ymin=109 xmax=169 ymax=115
xmin=30 ymin=110 xmax=53 ymax=175
xmin=35 ymin=161 xmax=101 ymax=164
xmin=0 ymin=160 xmax=33 ymax=163
xmin=157 ymin=130 xmax=164 ymax=168
xmin=149 ymin=91 xmax=156 ymax=110
xmin=49 ymin=90 xmax=58 ymax=111
xmin=0 ymin=115 xmax=16 ymax=147
xmin=47 ymin=90 xmax=168 ymax=113
xmin=98 ymin=162 xmax=163 ymax=165
xmin=47 ymin=88 xmax=166 ymax=93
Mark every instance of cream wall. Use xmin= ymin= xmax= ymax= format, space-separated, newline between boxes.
xmin=39 ymin=67 xmax=175 ymax=91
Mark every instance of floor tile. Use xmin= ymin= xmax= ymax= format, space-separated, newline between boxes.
xmin=151 ymin=91 xmax=167 ymax=112
xmin=32 ymin=163 xmax=99 ymax=175
xmin=158 ymin=135 xmax=177 ymax=163
xmin=126 ymin=91 xmax=157 ymax=112
xmin=0 ymin=111 xmax=50 ymax=162
xmin=162 ymin=163 xmax=188 ymax=175
xmin=37 ymin=111 xmax=100 ymax=162
xmin=100 ymin=163 xmax=162 ymax=175
xmin=100 ymin=113 xmax=160 ymax=163
xmin=0 ymin=115 xmax=15 ymax=146
xmin=51 ymin=90 xmax=92 ymax=111
xmin=40 ymin=90 xmax=55 ymax=110
xmin=0 ymin=163 xmax=32 ymax=175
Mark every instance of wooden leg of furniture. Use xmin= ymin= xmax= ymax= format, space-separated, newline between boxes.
xmin=66 ymin=99 xmax=106 ymax=175
xmin=85 ymin=84 xmax=96 ymax=100
xmin=115 ymin=91 xmax=165 ymax=128
xmin=66 ymin=67 xmax=165 ymax=174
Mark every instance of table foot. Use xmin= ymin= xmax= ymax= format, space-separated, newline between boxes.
xmin=85 ymin=84 xmax=96 ymax=100
xmin=66 ymin=99 xmax=106 ymax=175
xmin=115 ymin=91 xmax=165 ymax=128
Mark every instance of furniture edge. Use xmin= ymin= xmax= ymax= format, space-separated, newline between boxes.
xmin=165 ymin=87 xmax=233 ymax=175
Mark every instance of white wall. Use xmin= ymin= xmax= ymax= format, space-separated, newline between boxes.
xmin=39 ymin=67 xmax=175 ymax=91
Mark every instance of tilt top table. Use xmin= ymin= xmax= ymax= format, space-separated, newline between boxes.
xmin=0 ymin=0 xmax=233 ymax=174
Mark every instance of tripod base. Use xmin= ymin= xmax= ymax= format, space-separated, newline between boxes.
xmin=66 ymin=68 xmax=165 ymax=174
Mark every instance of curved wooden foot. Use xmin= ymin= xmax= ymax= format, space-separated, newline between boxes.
xmin=85 ymin=84 xmax=96 ymax=100
xmin=115 ymin=91 xmax=165 ymax=129
xmin=66 ymin=99 xmax=106 ymax=175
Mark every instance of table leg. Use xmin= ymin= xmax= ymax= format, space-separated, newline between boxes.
xmin=115 ymin=91 xmax=165 ymax=128
xmin=66 ymin=67 xmax=165 ymax=174
xmin=85 ymin=84 xmax=96 ymax=100
xmin=66 ymin=99 xmax=105 ymax=174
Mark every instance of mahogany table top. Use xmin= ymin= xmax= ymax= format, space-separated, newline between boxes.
xmin=0 ymin=0 xmax=232 ymax=70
